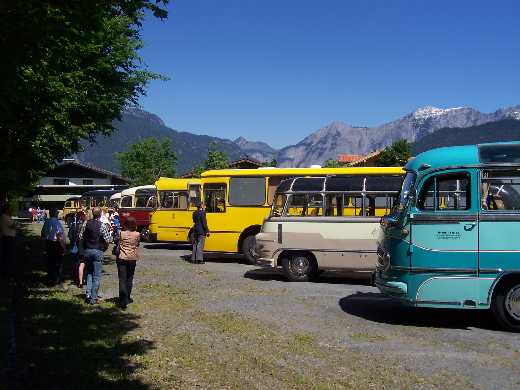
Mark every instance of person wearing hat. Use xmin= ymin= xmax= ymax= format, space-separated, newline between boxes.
xmin=191 ymin=200 xmax=209 ymax=264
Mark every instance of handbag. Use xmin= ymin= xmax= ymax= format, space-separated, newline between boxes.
xmin=70 ymin=243 xmax=78 ymax=255
xmin=112 ymin=231 xmax=121 ymax=257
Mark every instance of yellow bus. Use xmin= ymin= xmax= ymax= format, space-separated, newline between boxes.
xmin=148 ymin=178 xmax=202 ymax=243
xmin=150 ymin=167 xmax=404 ymax=264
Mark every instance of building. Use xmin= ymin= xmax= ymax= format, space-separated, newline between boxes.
xmin=337 ymin=154 xmax=365 ymax=165
xmin=25 ymin=159 xmax=129 ymax=210
xmin=346 ymin=149 xmax=385 ymax=167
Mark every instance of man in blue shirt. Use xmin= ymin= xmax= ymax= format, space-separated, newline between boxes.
xmin=41 ymin=209 xmax=65 ymax=286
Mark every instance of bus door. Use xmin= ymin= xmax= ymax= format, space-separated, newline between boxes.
xmin=202 ymin=179 xmax=234 ymax=252
xmin=410 ymin=170 xmax=479 ymax=305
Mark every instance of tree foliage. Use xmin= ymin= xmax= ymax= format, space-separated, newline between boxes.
xmin=0 ymin=0 xmax=169 ymax=196
xmin=205 ymin=142 xmax=230 ymax=170
xmin=116 ymin=138 xmax=176 ymax=186
xmin=323 ymin=159 xmax=344 ymax=168
xmin=191 ymin=142 xmax=230 ymax=177
xmin=261 ymin=158 xmax=278 ymax=167
xmin=376 ymin=139 xmax=412 ymax=167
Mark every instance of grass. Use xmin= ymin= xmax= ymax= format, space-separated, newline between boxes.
xmin=350 ymin=332 xmax=387 ymax=343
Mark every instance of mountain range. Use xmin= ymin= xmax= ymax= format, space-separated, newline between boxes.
xmin=276 ymin=105 xmax=520 ymax=167
xmin=77 ymin=105 xmax=520 ymax=174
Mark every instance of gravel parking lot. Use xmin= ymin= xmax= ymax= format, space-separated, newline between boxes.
xmin=95 ymin=240 xmax=519 ymax=389
xmin=12 ymin=223 xmax=520 ymax=389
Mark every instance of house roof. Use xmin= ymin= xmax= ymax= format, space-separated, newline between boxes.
xmin=57 ymin=159 xmax=129 ymax=182
xmin=228 ymin=157 xmax=263 ymax=168
xmin=347 ymin=149 xmax=384 ymax=166
xmin=337 ymin=154 xmax=364 ymax=164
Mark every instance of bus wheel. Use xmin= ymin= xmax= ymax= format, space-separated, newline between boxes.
xmin=492 ymin=279 xmax=520 ymax=332
xmin=241 ymin=235 xmax=258 ymax=265
xmin=282 ymin=252 xmax=317 ymax=282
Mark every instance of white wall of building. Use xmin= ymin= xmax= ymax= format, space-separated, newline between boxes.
xmin=39 ymin=177 xmax=112 ymax=186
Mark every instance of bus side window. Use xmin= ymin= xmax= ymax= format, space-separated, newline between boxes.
xmin=343 ymin=194 xmax=363 ymax=216
xmin=204 ymin=184 xmax=226 ymax=213
xmin=482 ymin=170 xmax=520 ymax=211
xmin=325 ymin=194 xmax=342 ymax=216
xmin=418 ymin=173 xmax=470 ymax=211
xmin=189 ymin=185 xmax=201 ymax=209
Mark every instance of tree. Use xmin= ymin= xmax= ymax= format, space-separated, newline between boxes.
xmin=323 ymin=159 xmax=344 ymax=168
xmin=0 ymin=1 xmax=169 ymax=197
xmin=376 ymin=139 xmax=412 ymax=167
xmin=261 ymin=158 xmax=277 ymax=167
xmin=117 ymin=138 xmax=176 ymax=186
xmin=204 ymin=142 xmax=229 ymax=170
xmin=191 ymin=142 xmax=230 ymax=177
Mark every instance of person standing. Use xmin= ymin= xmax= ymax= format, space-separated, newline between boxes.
xmin=0 ymin=204 xmax=16 ymax=279
xmin=191 ymin=200 xmax=209 ymax=264
xmin=68 ymin=211 xmax=85 ymax=287
xmin=116 ymin=217 xmax=140 ymax=310
xmin=79 ymin=207 xmax=111 ymax=305
xmin=41 ymin=209 xmax=66 ymax=286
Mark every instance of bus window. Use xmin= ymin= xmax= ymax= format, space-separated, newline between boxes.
xmin=325 ymin=194 xmax=343 ymax=216
xmin=205 ymin=184 xmax=226 ymax=213
xmin=229 ymin=177 xmax=265 ymax=206
xmin=482 ymin=170 xmax=520 ymax=211
xmin=285 ymin=194 xmax=323 ymax=217
xmin=159 ymin=191 xmax=188 ymax=209
xmin=271 ymin=194 xmax=286 ymax=217
xmin=121 ymin=196 xmax=132 ymax=208
xmin=189 ymin=185 xmax=201 ymax=208
xmin=343 ymin=194 xmax=364 ymax=216
xmin=418 ymin=173 xmax=470 ymax=211
xmin=135 ymin=192 xmax=153 ymax=208
xmin=268 ymin=177 xmax=290 ymax=205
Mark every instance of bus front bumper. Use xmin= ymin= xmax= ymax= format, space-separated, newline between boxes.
xmin=255 ymin=257 xmax=275 ymax=268
xmin=375 ymin=271 xmax=408 ymax=296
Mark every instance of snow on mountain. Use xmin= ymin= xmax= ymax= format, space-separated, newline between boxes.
xmin=277 ymin=105 xmax=520 ymax=167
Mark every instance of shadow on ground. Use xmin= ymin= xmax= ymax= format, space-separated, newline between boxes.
xmin=244 ymin=267 xmax=372 ymax=286
xmin=1 ymin=223 xmax=154 ymax=389
xmin=339 ymin=291 xmax=499 ymax=331
xmin=143 ymin=243 xmax=191 ymax=251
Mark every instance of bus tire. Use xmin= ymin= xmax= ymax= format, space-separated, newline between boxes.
xmin=282 ymin=252 xmax=317 ymax=282
xmin=491 ymin=278 xmax=520 ymax=332
xmin=241 ymin=235 xmax=258 ymax=265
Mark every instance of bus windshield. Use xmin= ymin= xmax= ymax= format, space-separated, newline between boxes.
xmin=393 ymin=172 xmax=416 ymax=215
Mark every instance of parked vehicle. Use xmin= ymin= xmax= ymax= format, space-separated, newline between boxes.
xmin=109 ymin=192 xmax=122 ymax=209
xmin=376 ymin=141 xmax=520 ymax=332
xmin=61 ymin=195 xmax=83 ymax=224
xmin=255 ymin=173 xmax=403 ymax=281
xmin=81 ymin=189 xmax=121 ymax=209
xmin=148 ymin=178 xmax=202 ymax=243
xmin=119 ymin=185 xmax=157 ymax=234
xmin=151 ymin=167 xmax=403 ymax=264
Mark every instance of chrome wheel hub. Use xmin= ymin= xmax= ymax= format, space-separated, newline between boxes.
xmin=290 ymin=256 xmax=309 ymax=276
xmin=505 ymin=285 xmax=520 ymax=321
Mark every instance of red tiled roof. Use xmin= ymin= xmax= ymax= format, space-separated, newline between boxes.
xmin=337 ymin=154 xmax=364 ymax=163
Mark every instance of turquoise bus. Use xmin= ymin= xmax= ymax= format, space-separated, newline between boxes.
xmin=376 ymin=142 xmax=520 ymax=331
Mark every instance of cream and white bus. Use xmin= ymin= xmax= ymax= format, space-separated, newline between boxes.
xmin=255 ymin=172 xmax=403 ymax=281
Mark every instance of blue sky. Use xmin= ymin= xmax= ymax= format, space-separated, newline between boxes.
xmin=138 ymin=0 xmax=520 ymax=148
